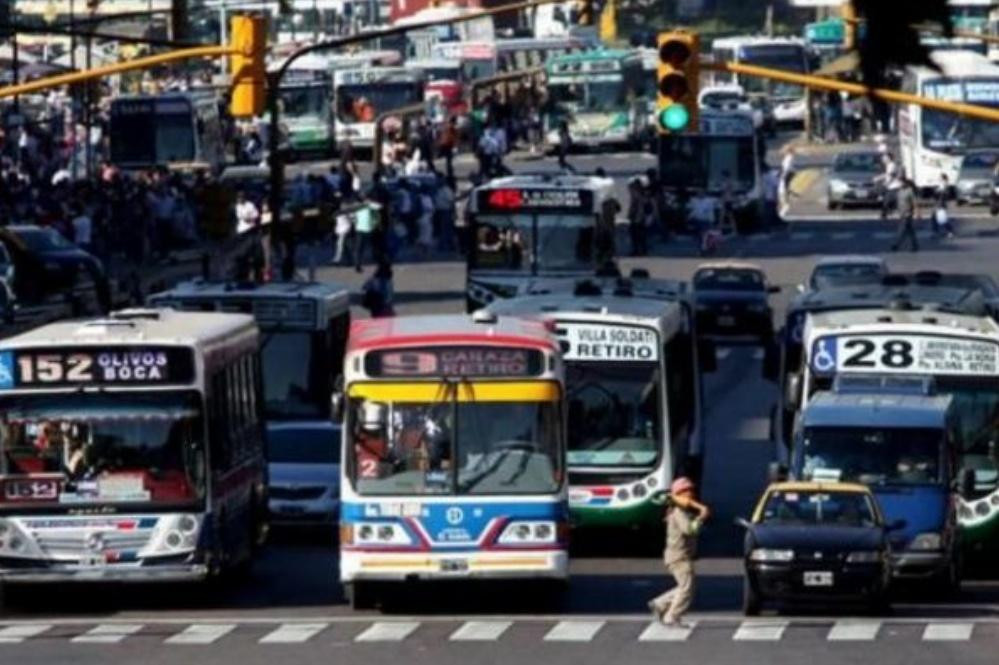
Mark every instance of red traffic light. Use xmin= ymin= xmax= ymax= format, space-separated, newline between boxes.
xmin=659 ymin=40 xmax=692 ymax=67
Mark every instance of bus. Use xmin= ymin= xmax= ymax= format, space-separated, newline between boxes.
xmin=543 ymin=49 xmax=652 ymax=149
xmin=108 ymin=92 xmax=226 ymax=173
xmin=658 ymin=109 xmax=764 ymax=230
xmin=396 ymin=5 xmax=495 ymax=61
xmin=899 ymin=50 xmax=999 ymax=192
xmin=486 ymin=292 xmax=706 ymax=531
xmin=406 ymin=58 xmax=471 ymax=119
xmin=465 ymin=174 xmax=615 ymax=312
xmin=0 ymin=308 xmax=266 ymax=583
xmin=950 ymin=0 xmax=992 ymax=33
xmin=148 ymin=280 xmax=351 ymax=423
xmin=333 ymin=67 xmax=425 ymax=149
xmin=710 ymin=37 xmax=810 ymax=126
xmin=791 ymin=306 xmax=999 ymax=566
xmin=765 ymin=278 xmax=988 ymax=461
xmin=432 ymin=35 xmax=590 ymax=80
xmin=335 ymin=313 xmax=568 ymax=608
xmin=271 ymin=54 xmax=335 ymax=158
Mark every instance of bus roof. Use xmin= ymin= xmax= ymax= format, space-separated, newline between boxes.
xmin=787 ymin=283 xmax=988 ymax=318
xmin=521 ymin=275 xmax=688 ymax=301
xmin=802 ymin=392 xmax=953 ymax=429
xmin=1 ymin=308 xmax=257 ymax=350
xmin=711 ymin=35 xmax=806 ymax=49
xmin=485 ymin=292 xmax=684 ymax=327
xmin=907 ymin=49 xmax=999 ymax=78
xmin=347 ymin=314 xmax=557 ymax=353
xmin=148 ymin=280 xmax=350 ymax=324
xmin=547 ymin=48 xmax=637 ymax=64
xmin=806 ymin=306 xmax=999 ymax=337
xmin=473 ymin=173 xmax=614 ymax=194
xmin=405 ymin=58 xmax=462 ymax=69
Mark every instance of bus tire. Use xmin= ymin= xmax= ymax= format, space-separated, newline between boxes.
xmin=346 ymin=582 xmax=377 ymax=610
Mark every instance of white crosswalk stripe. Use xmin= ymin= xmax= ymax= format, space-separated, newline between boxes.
xmin=164 ymin=624 xmax=237 ymax=645
xmin=923 ymin=623 xmax=974 ymax=641
xmin=449 ymin=621 xmax=512 ymax=642
xmin=0 ymin=624 xmax=52 ymax=644
xmin=827 ymin=620 xmax=881 ymax=641
xmin=543 ymin=620 xmax=604 ymax=642
xmin=72 ymin=624 xmax=143 ymax=644
xmin=733 ymin=621 xmax=787 ymax=641
xmin=355 ymin=622 xmax=420 ymax=642
xmin=259 ymin=623 xmax=328 ymax=644
xmin=638 ymin=621 xmax=695 ymax=642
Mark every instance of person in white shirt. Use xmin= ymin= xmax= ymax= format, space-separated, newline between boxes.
xmin=235 ymin=191 xmax=260 ymax=235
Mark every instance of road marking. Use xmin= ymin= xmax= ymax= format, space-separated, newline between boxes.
xmin=923 ymin=623 xmax=974 ymax=641
xmin=543 ymin=620 xmax=604 ymax=642
xmin=72 ymin=624 xmax=143 ymax=644
xmin=831 ymin=232 xmax=855 ymax=240
xmin=733 ymin=621 xmax=787 ymax=641
xmin=0 ymin=624 xmax=52 ymax=643
xmin=449 ymin=621 xmax=512 ymax=642
xmin=355 ymin=622 xmax=420 ymax=642
xmin=638 ymin=621 xmax=695 ymax=641
xmin=828 ymin=620 xmax=880 ymax=641
xmin=259 ymin=623 xmax=328 ymax=644
xmin=164 ymin=624 xmax=236 ymax=645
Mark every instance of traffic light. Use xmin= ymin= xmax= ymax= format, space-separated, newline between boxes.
xmin=656 ymin=29 xmax=699 ymax=134
xmin=229 ymin=14 xmax=267 ymax=118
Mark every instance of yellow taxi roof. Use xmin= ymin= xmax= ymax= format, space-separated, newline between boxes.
xmin=764 ymin=481 xmax=872 ymax=495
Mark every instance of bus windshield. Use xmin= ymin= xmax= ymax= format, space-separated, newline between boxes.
xmin=801 ymin=426 xmax=945 ymax=486
xmin=921 ymin=79 xmax=999 ymax=152
xmin=261 ymin=331 xmax=325 ymax=420
xmin=473 ymin=214 xmax=596 ymax=273
xmin=0 ymin=391 xmax=206 ymax=508
xmin=337 ymin=83 xmax=421 ymax=123
xmin=565 ymin=362 xmax=661 ymax=466
xmin=349 ymin=385 xmax=562 ymax=496
xmin=738 ymin=45 xmax=806 ymax=97
xmin=279 ymin=85 xmax=329 ymax=119
xmin=110 ymin=110 xmax=196 ymax=165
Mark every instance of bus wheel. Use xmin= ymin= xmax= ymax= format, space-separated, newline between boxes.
xmin=346 ymin=582 xmax=377 ymax=610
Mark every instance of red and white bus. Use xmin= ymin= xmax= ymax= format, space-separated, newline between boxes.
xmin=334 ymin=313 xmax=568 ymax=609
xmin=0 ymin=309 xmax=266 ymax=583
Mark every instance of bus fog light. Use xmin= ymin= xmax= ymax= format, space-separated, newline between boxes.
xmin=515 ymin=524 xmax=531 ymax=539
xmin=178 ymin=516 xmax=199 ymax=533
xmin=646 ymin=477 xmax=658 ymax=488
xmin=358 ymin=525 xmax=374 ymax=541
xmin=534 ymin=523 xmax=553 ymax=540
xmin=165 ymin=531 xmax=184 ymax=549
xmin=377 ymin=525 xmax=394 ymax=541
xmin=633 ymin=484 xmax=647 ymax=498
xmin=616 ymin=488 xmax=630 ymax=501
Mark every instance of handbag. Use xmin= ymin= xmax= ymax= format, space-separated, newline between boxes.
xmin=934 ymin=207 xmax=949 ymax=227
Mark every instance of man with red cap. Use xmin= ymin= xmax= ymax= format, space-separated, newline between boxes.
xmin=648 ymin=476 xmax=711 ymax=626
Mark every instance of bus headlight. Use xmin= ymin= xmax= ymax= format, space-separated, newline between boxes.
xmin=141 ymin=514 xmax=202 ymax=556
xmin=497 ymin=521 xmax=558 ymax=546
xmin=909 ymin=532 xmax=942 ymax=551
xmin=348 ymin=522 xmax=413 ymax=546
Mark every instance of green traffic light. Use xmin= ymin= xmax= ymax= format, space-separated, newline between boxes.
xmin=659 ymin=104 xmax=690 ymax=131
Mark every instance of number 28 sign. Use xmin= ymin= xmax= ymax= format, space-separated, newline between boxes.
xmin=811 ymin=335 xmax=999 ymax=377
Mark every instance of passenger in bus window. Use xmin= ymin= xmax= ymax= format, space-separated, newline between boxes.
xmin=354 ymin=402 xmax=391 ymax=480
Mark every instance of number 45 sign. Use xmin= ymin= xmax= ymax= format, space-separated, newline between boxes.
xmin=811 ymin=334 xmax=999 ymax=377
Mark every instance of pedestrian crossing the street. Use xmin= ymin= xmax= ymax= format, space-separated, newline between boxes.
xmin=0 ymin=618 xmax=989 ymax=647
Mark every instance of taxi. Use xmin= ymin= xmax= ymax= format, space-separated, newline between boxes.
xmin=736 ymin=482 xmax=902 ymax=616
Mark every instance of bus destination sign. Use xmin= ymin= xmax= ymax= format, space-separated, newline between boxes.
xmin=477 ymin=188 xmax=594 ymax=213
xmin=366 ymin=346 xmax=544 ymax=378
xmin=0 ymin=347 xmax=196 ymax=388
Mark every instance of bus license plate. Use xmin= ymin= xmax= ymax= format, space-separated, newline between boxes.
xmin=803 ymin=571 xmax=833 ymax=587
xmin=439 ymin=558 xmax=468 ymax=574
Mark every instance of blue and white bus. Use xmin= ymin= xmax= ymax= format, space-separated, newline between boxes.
xmin=335 ymin=313 xmax=568 ymax=609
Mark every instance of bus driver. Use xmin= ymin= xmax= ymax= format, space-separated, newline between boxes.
xmin=354 ymin=402 xmax=392 ymax=480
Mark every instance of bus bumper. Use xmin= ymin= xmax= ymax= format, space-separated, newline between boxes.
xmin=570 ymin=498 xmax=662 ymax=530
xmin=0 ymin=560 xmax=210 ymax=583
xmin=340 ymin=550 xmax=568 ymax=583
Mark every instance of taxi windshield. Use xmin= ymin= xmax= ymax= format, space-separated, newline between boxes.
xmin=760 ymin=490 xmax=878 ymax=527
xmin=802 ymin=426 xmax=945 ymax=486
xmin=348 ymin=382 xmax=562 ymax=496
xmin=565 ymin=362 xmax=661 ymax=466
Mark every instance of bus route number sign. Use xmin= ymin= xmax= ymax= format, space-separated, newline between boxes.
xmin=366 ymin=346 xmax=544 ymax=378
xmin=477 ymin=188 xmax=593 ymax=213
xmin=0 ymin=347 xmax=196 ymax=388
xmin=558 ymin=324 xmax=659 ymax=362
xmin=810 ymin=335 xmax=999 ymax=376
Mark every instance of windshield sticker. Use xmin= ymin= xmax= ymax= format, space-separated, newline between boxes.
xmin=559 ymin=324 xmax=659 ymax=362
xmin=810 ymin=334 xmax=999 ymax=376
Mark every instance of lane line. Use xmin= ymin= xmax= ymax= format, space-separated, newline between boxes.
xmin=355 ymin=622 xmax=420 ymax=642
xmin=923 ymin=623 xmax=974 ymax=641
xmin=72 ymin=624 xmax=143 ymax=644
xmin=733 ymin=621 xmax=787 ymax=641
xmin=259 ymin=623 xmax=328 ymax=644
xmin=449 ymin=621 xmax=512 ymax=642
xmin=0 ymin=624 xmax=52 ymax=643
xmin=638 ymin=621 xmax=695 ymax=642
xmin=827 ymin=620 xmax=880 ymax=641
xmin=164 ymin=624 xmax=237 ymax=645
xmin=543 ymin=620 xmax=604 ymax=642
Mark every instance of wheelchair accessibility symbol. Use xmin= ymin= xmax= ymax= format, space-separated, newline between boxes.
xmin=811 ymin=338 xmax=837 ymax=374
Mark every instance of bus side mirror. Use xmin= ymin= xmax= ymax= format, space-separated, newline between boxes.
xmin=785 ymin=372 xmax=802 ymax=411
xmin=762 ymin=341 xmax=779 ymax=382
xmin=698 ymin=338 xmax=717 ymax=373
xmin=330 ymin=391 xmax=345 ymax=424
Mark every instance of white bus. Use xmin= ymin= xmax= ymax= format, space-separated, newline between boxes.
xmin=0 ymin=309 xmax=266 ymax=583
xmin=271 ymin=54 xmax=336 ymax=158
xmin=395 ymin=5 xmax=495 ymax=61
xmin=332 ymin=67 xmax=425 ymax=149
xmin=899 ymin=50 xmax=999 ymax=191
xmin=486 ymin=292 xmax=706 ymax=533
xmin=710 ymin=36 xmax=811 ymax=125
xmin=108 ymin=93 xmax=226 ymax=173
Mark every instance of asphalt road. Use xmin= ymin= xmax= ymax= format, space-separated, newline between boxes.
xmin=6 ymin=135 xmax=999 ymax=663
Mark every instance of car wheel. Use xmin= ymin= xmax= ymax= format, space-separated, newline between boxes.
xmin=742 ymin=576 xmax=762 ymax=616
